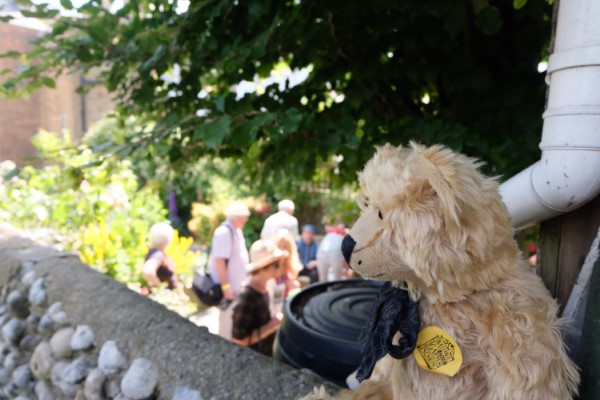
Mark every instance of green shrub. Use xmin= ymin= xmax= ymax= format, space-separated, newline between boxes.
xmin=0 ymin=131 xmax=169 ymax=285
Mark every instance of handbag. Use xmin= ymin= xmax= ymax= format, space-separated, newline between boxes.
xmin=192 ymin=222 xmax=234 ymax=307
xmin=192 ymin=271 xmax=223 ymax=306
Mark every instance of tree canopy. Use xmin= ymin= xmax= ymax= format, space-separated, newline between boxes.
xmin=1 ymin=0 xmax=552 ymax=189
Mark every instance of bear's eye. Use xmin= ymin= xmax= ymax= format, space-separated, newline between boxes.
xmin=364 ymin=202 xmax=369 ymax=207
xmin=378 ymin=210 xmax=383 ymax=219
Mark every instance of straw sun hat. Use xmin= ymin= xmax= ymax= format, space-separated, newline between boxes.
xmin=246 ymin=239 xmax=289 ymax=274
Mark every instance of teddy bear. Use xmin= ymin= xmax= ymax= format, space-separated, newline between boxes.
xmin=304 ymin=143 xmax=579 ymax=400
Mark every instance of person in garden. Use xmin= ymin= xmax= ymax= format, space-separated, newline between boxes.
xmin=316 ymin=224 xmax=347 ymax=282
xmin=296 ymin=224 xmax=319 ymax=283
xmin=270 ymin=230 xmax=302 ymax=298
xmin=260 ymin=199 xmax=300 ymax=240
xmin=142 ymin=222 xmax=183 ymax=291
xmin=208 ymin=202 xmax=251 ymax=340
xmin=231 ymin=239 xmax=288 ymax=356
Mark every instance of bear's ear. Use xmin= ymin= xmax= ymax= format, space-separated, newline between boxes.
xmin=411 ymin=142 xmax=463 ymax=247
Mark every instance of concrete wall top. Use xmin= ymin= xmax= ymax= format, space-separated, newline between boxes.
xmin=0 ymin=223 xmax=339 ymax=399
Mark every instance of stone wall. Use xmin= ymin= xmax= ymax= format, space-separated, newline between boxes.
xmin=0 ymin=224 xmax=339 ymax=399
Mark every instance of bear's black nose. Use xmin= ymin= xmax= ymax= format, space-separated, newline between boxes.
xmin=341 ymin=235 xmax=356 ymax=264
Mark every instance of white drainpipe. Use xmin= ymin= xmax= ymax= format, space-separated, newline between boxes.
xmin=499 ymin=0 xmax=600 ymax=229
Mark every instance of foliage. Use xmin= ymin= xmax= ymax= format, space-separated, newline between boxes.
xmin=0 ymin=130 xmax=169 ymax=285
xmin=164 ymin=229 xmax=200 ymax=282
xmin=1 ymin=0 xmax=553 ymax=189
xmin=85 ymin=115 xmax=358 ymax=237
xmin=320 ymin=183 xmax=361 ymax=228
xmin=77 ymin=218 xmax=147 ymax=284
xmin=87 ymin=116 xmax=273 ymax=244
xmin=0 ymin=130 xmax=207 ymax=318
xmin=84 ymin=115 xmax=330 ymax=241
xmin=84 ymin=116 xmax=272 ymax=236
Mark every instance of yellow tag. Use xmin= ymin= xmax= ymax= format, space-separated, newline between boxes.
xmin=413 ymin=326 xmax=462 ymax=377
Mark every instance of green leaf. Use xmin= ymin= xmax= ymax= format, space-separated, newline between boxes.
xmin=475 ymin=6 xmax=503 ymax=35
xmin=41 ymin=77 xmax=56 ymax=89
xmin=193 ymin=116 xmax=232 ymax=149
xmin=65 ymin=167 xmax=85 ymax=189
xmin=21 ymin=9 xmax=59 ymax=18
xmin=215 ymin=96 xmax=225 ymax=112
xmin=280 ymin=108 xmax=302 ymax=133
xmin=168 ymin=146 xmax=182 ymax=162
xmin=52 ymin=20 xmax=69 ymax=36
xmin=247 ymin=138 xmax=263 ymax=159
xmin=0 ymin=50 xmax=20 ymax=59
xmin=75 ymin=85 xmax=90 ymax=94
xmin=88 ymin=18 xmax=111 ymax=42
xmin=156 ymin=141 xmax=171 ymax=157
xmin=60 ymin=0 xmax=73 ymax=9
xmin=230 ymin=112 xmax=274 ymax=147
xmin=513 ymin=0 xmax=528 ymax=9
xmin=140 ymin=45 xmax=167 ymax=74
xmin=445 ymin=137 xmax=463 ymax=152
xmin=2 ymin=168 xmax=20 ymax=180
xmin=248 ymin=2 xmax=265 ymax=26
xmin=231 ymin=124 xmax=256 ymax=148
xmin=2 ymin=79 xmax=17 ymax=91
xmin=442 ymin=4 xmax=467 ymax=36
xmin=251 ymin=112 xmax=275 ymax=129
xmin=80 ymin=160 xmax=103 ymax=169
xmin=470 ymin=0 xmax=489 ymax=13
xmin=0 ymin=15 xmax=13 ymax=22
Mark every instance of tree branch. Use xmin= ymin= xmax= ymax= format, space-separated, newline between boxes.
xmin=327 ymin=12 xmax=350 ymax=61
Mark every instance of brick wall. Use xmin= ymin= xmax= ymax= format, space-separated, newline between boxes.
xmin=0 ymin=22 xmax=114 ymax=165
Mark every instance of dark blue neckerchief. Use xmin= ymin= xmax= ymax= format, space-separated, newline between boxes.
xmin=356 ymin=281 xmax=420 ymax=382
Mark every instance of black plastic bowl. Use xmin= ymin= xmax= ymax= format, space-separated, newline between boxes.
xmin=274 ymin=279 xmax=382 ymax=386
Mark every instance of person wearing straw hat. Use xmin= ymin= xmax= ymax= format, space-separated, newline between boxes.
xmin=208 ymin=202 xmax=251 ymax=339
xmin=231 ymin=239 xmax=288 ymax=356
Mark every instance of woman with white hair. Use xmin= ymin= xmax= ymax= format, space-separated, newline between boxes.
xmin=142 ymin=222 xmax=180 ymax=290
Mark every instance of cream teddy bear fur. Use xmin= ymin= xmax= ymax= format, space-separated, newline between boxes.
xmin=303 ymin=143 xmax=579 ymax=400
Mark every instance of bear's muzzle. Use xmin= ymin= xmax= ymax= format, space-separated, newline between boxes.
xmin=342 ymin=235 xmax=356 ymax=266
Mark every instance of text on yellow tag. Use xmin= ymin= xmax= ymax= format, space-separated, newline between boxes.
xmin=413 ymin=326 xmax=462 ymax=377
